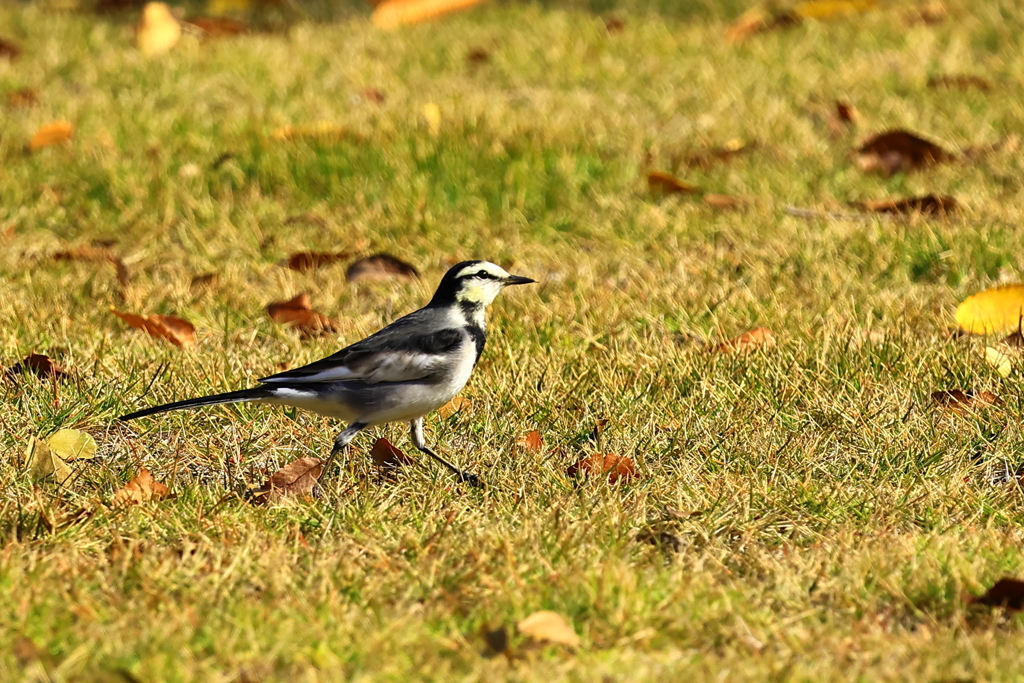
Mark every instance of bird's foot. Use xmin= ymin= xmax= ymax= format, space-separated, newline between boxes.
xmin=458 ymin=471 xmax=485 ymax=488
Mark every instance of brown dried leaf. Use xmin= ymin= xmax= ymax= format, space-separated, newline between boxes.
xmin=185 ymin=16 xmax=248 ymax=37
xmin=113 ymin=468 xmax=172 ymax=506
xmin=516 ymin=611 xmax=581 ymax=648
xmin=703 ymin=194 xmax=745 ymax=209
xmin=466 ymin=47 xmax=490 ymax=64
xmin=647 ymin=171 xmax=699 ymax=196
xmin=266 ymin=293 xmax=338 ymax=337
xmin=346 ymin=254 xmax=420 ymax=283
xmin=711 ymin=327 xmax=776 ymax=352
xmin=931 ymin=390 xmax=1002 ymax=411
xmin=854 ymin=195 xmax=958 ymax=216
xmin=111 ymin=309 xmax=196 ymax=346
xmin=605 ymin=16 xmax=625 ymax=33
xmin=29 ymin=121 xmax=74 ymax=151
xmin=281 ymin=251 xmax=350 ymax=272
xmin=725 ymin=6 xmax=800 ymax=42
xmin=360 ymin=87 xmax=387 ymax=104
xmin=370 ymin=437 xmax=415 ymax=468
xmin=439 ymin=396 xmax=472 ymax=419
xmin=927 ymin=74 xmax=991 ymax=92
xmin=251 ymin=457 xmax=323 ymax=505
xmin=856 ymin=129 xmax=952 ymax=176
xmin=567 ymin=453 xmax=636 ymax=484
xmin=517 ymin=430 xmax=544 ymax=453
xmin=6 ymin=87 xmax=38 ymax=108
xmin=0 ymin=37 xmax=20 ymax=61
xmin=969 ymin=578 xmax=1024 ymax=610
xmin=5 ymin=353 xmax=72 ymax=381
xmin=835 ymin=101 xmax=857 ymax=124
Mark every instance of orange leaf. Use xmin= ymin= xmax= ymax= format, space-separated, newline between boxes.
xmin=113 ymin=468 xmax=172 ymax=506
xmin=29 ymin=121 xmax=74 ymax=151
xmin=647 ymin=171 xmax=699 ymax=196
xmin=439 ymin=396 xmax=472 ymax=419
xmin=517 ymin=430 xmax=544 ymax=453
xmin=111 ymin=309 xmax=196 ymax=346
xmin=251 ymin=457 xmax=323 ymax=505
xmin=346 ymin=254 xmax=420 ymax=283
xmin=372 ymin=0 xmax=482 ymax=29
xmin=266 ymin=293 xmax=338 ymax=337
xmin=711 ymin=327 xmax=776 ymax=353
xmin=370 ymin=437 xmax=415 ymax=467
xmin=931 ymin=390 xmax=1002 ymax=412
xmin=4 ymin=353 xmax=72 ymax=381
xmin=567 ymin=453 xmax=636 ymax=484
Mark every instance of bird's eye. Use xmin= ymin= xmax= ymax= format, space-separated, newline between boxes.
xmin=475 ymin=271 xmax=497 ymax=280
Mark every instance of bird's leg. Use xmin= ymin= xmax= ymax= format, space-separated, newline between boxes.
xmin=409 ymin=418 xmax=484 ymax=488
xmin=318 ymin=421 xmax=367 ymax=482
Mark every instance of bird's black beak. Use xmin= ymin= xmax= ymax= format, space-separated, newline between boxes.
xmin=504 ymin=275 xmax=536 ymax=286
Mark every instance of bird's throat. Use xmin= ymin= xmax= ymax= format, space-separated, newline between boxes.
xmin=460 ymin=301 xmax=486 ymax=331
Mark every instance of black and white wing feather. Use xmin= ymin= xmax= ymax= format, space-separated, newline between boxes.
xmin=259 ymin=310 xmax=463 ymax=385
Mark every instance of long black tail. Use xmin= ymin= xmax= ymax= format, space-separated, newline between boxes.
xmin=119 ymin=387 xmax=273 ymax=421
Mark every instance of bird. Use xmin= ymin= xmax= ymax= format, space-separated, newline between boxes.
xmin=119 ymin=260 xmax=535 ymax=487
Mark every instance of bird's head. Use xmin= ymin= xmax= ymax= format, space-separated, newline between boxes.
xmin=429 ymin=260 xmax=535 ymax=309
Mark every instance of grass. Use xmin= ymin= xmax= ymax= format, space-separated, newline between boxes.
xmin=4 ymin=0 xmax=1024 ymax=680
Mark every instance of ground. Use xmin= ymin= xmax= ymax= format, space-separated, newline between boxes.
xmin=3 ymin=0 xmax=1024 ymax=680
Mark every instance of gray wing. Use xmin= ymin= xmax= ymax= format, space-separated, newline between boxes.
xmin=259 ymin=310 xmax=462 ymax=385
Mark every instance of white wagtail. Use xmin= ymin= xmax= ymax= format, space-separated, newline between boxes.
xmin=119 ymin=260 xmax=534 ymax=487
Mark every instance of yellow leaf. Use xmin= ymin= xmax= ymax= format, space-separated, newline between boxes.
xmin=24 ymin=438 xmax=72 ymax=484
xmin=794 ymin=0 xmax=877 ymax=19
xmin=985 ymin=346 xmax=1012 ymax=378
xmin=955 ymin=284 xmax=1024 ymax=335
xmin=422 ymin=103 xmax=441 ymax=137
xmin=372 ymin=0 xmax=482 ymax=29
xmin=517 ymin=611 xmax=580 ymax=648
xmin=137 ymin=2 xmax=181 ymax=57
xmin=29 ymin=121 xmax=74 ymax=151
xmin=47 ymin=429 xmax=97 ymax=461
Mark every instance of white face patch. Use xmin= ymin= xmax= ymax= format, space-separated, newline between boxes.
xmin=454 ymin=261 xmax=511 ymax=307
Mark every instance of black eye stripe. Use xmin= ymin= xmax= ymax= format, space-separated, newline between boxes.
xmin=472 ymin=271 xmax=498 ymax=280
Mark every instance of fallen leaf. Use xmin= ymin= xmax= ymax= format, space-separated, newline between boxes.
xmin=113 ymin=468 xmax=172 ymax=505
xmin=927 ymin=74 xmax=991 ymax=92
xmin=711 ymin=327 xmax=776 ymax=352
xmin=481 ymin=624 xmax=509 ymax=656
xmin=29 ymin=121 xmax=74 ymax=151
xmin=6 ymin=87 xmax=38 ymax=108
xmin=605 ymin=16 xmax=625 ymax=33
xmin=372 ymin=0 xmax=482 ymax=29
xmin=955 ymin=285 xmax=1024 ymax=335
xmin=828 ymin=100 xmax=858 ymax=135
xmin=516 ymin=611 xmax=580 ymax=648
xmin=422 ymin=102 xmax=441 ymax=136
xmin=48 ymin=429 xmax=97 ymax=461
xmin=137 ymin=2 xmax=181 ymax=56
xmin=703 ymin=194 xmax=745 ymax=209
xmin=439 ymin=396 xmax=472 ymax=419
xmin=0 ymin=37 xmax=20 ymax=61
xmin=969 ymin=578 xmax=1024 ymax=610
xmin=683 ymin=139 xmax=751 ymax=169
xmin=794 ymin=0 xmax=876 ymax=20
xmin=517 ymin=430 xmax=544 ymax=453
xmin=985 ymin=346 xmax=1012 ymax=378
xmin=360 ymin=87 xmax=387 ymax=104
xmin=185 ymin=16 xmax=248 ymax=37
xmin=647 ymin=171 xmax=699 ymax=197
xmin=25 ymin=438 xmax=73 ymax=484
xmin=346 ymin=254 xmax=420 ymax=283
xmin=112 ymin=309 xmax=196 ymax=346
xmin=725 ymin=6 xmax=800 ymax=42
xmin=856 ymin=129 xmax=952 ymax=176
xmin=853 ymin=195 xmax=957 ymax=216
xmin=266 ymin=293 xmax=338 ymax=336
xmin=4 ymin=353 xmax=72 ymax=381
xmin=281 ymin=252 xmax=350 ymax=272
xmin=466 ymin=47 xmax=490 ymax=64
xmin=370 ymin=437 xmax=415 ymax=467
xmin=931 ymin=390 xmax=1002 ymax=411
xmin=54 ymin=245 xmax=129 ymax=287
xmin=567 ymin=453 xmax=636 ymax=484
xmin=251 ymin=457 xmax=323 ymax=505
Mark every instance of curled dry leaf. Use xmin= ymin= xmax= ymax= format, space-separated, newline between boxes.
xmin=567 ymin=453 xmax=636 ymax=484
xmin=251 ymin=457 xmax=323 ymax=505
xmin=113 ymin=468 xmax=172 ymax=506
xmin=927 ymin=74 xmax=991 ymax=92
xmin=137 ymin=2 xmax=181 ymax=56
xmin=969 ymin=578 xmax=1024 ymax=610
xmin=281 ymin=252 xmax=351 ymax=272
xmin=370 ymin=437 xmax=415 ymax=468
xmin=712 ymin=327 xmax=776 ymax=352
xmin=112 ymin=309 xmax=196 ymax=346
xmin=647 ymin=171 xmax=699 ymax=197
xmin=516 ymin=611 xmax=580 ymax=649
xmin=955 ymin=285 xmax=1024 ymax=335
xmin=853 ymin=195 xmax=957 ymax=216
xmin=931 ymin=390 xmax=1002 ymax=411
xmin=266 ymin=293 xmax=338 ymax=337
xmin=517 ymin=430 xmax=544 ymax=453
xmin=48 ymin=429 xmax=97 ymax=461
xmin=856 ymin=129 xmax=952 ymax=176
xmin=6 ymin=87 xmax=38 ymax=108
xmin=184 ymin=16 xmax=248 ymax=37
xmin=0 ymin=37 xmax=20 ymax=60
xmin=372 ymin=0 xmax=482 ymax=29
xmin=439 ymin=396 xmax=471 ymax=419
xmin=346 ymin=254 xmax=420 ymax=283
xmin=4 ymin=353 xmax=72 ymax=381
xmin=29 ymin=121 xmax=74 ymax=151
